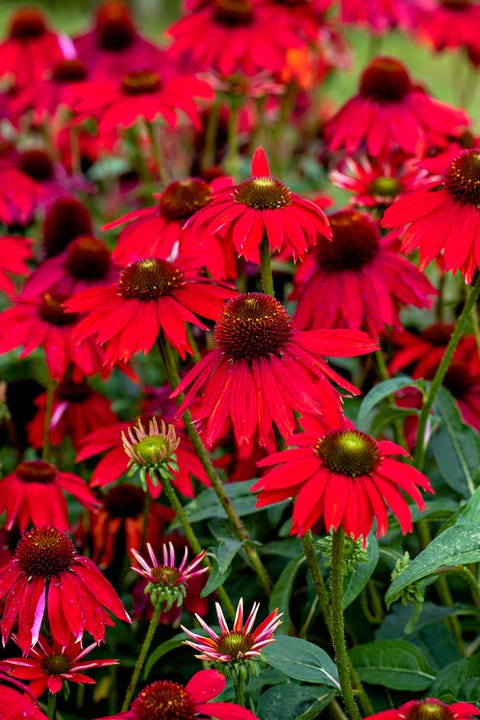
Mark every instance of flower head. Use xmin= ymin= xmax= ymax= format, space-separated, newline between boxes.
xmin=122 ymin=417 xmax=180 ymax=491
xmin=0 ymin=526 xmax=131 ymax=652
xmin=364 ymin=697 xmax=479 ymax=720
xmin=323 ymin=56 xmax=468 ymax=158
xmin=0 ymin=458 xmax=101 ymax=533
xmin=383 ymin=147 xmax=480 ymax=282
xmin=186 ymin=146 xmax=332 ymax=262
xmin=290 ymin=208 xmax=436 ymax=338
xmin=96 ymin=669 xmax=259 ymax=720
xmin=130 ymin=541 xmax=207 ymax=611
xmin=3 ymin=633 xmax=118 ymax=697
xmin=182 ymin=598 xmax=282 ymax=680
xmin=173 ymin=292 xmax=377 ymax=448
xmin=65 ymin=257 xmax=236 ymax=364
xmin=252 ymin=410 xmax=434 ymax=540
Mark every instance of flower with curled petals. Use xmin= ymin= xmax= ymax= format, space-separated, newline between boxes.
xmin=186 ymin=146 xmax=332 ymax=262
xmin=131 ymin=541 xmax=207 ymax=611
xmin=3 ymin=633 xmax=118 ymax=697
xmin=181 ymin=598 xmax=282 ymax=677
xmin=0 ymin=526 xmax=131 ymax=652
xmin=252 ymin=408 xmax=434 ymax=540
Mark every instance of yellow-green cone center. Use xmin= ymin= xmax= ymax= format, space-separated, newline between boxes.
xmin=132 ymin=681 xmax=195 ymax=720
xmin=119 ymin=258 xmax=183 ymax=301
xmin=315 ymin=430 xmax=380 ymax=478
xmin=217 ymin=631 xmax=255 ymax=659
xmin=234 ymin=176 xmax=292 ymax=210
xmin=405 ymin=700 xmax=455 ymax=720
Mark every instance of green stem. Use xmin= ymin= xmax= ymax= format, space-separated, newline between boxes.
xmin=302 ymin=531 xmax=332 ymax=635
xmin=470 ymin=302 xmax=480 ymax=357
xmin=330 ymin=529 xmax=362 ymax=720
xmin=46 ymin=691 xmax=57 ymax=720
xmin=41 ymin=378 xmax=56 ymax=463
xmin=413 ymin=274 xmax=480 ymax=472
xmin=436 ymin=565 xmax=480 ymax=607
xmin=158 ymin=336 xmax=273 ymax=596
xmin=145 ymin=120 xmax=168 ymax=186
xmin=374 ymin=349 xmax=408 ymax=450
xmin=225 ymin=103 xmax=240 ymax=179
xmin=234 ymin=675 xmax=245 ymax=707
xmin=122 ymin=603 xmax=163 ymax=711
xmin=259 ymin=232 xmax=275 ymax=298
xmin=159 ymin=471 xmax=235 ymax=618
xmin=140 ymin=492 xmax=151 ymax=551
xmin=202 ymin=101 xmax=222 ymax=170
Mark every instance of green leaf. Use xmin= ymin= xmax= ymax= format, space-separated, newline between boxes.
xmin=173 ymin=480 xmax=259 ymax=525
xmin=430 ymin=655 xmax=480 ymax=703
xmin=357 ymin=376 xmax=422 ymax=429
xmin=201 ymin=538 xmax=247 ymax=596
xmin=431 ymin=387 xmax=480 ymax=498
xmin=349 ymin=640 xmax=436 ymax=691
xmin=343 ymin=535 xmax=379 ymax=609
xmin=369 ymin=405 xmax=420 ymax=438
xmin=385 ymin=523 xmax=480 ymax=607
xmin=143 ymin=634 xmax=186 ymax=680
xmin=257 ymin=684 xmax=335 ymax=720
xmin=269 ymin=554 xmax=305 ymax=634
xmin=262 ymin=636 xmax=339 ymax=688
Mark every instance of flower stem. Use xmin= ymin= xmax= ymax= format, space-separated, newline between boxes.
xmin=413 ymin=274 xmax=480 ymax=471
xmin=330 ymin=529 xmax=362 ymax=720
xmin=259 ymin=232 xmax=275 ymax=298
xmin=158 ymin=335 xmax=273 ymax=596
xmin=234 ymin=675 xmax=245 ymax=707
xmin=145 ymin=120 xmax=168 ymax=186
xmin=41 ymin=377 xmax=56 ymax=463
xmin=225 ymin=103 xmax=240 ymax=179
xmin=202 ymin=100 xmax=221 ymax=170
xmin=46 ymin=691 xmax=57 ymax=720
xmin=122 ymin=602 xmax=163 ymax=711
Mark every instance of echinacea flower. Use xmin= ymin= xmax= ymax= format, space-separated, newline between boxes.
xmin=382 ymin=147 xmax=480 ymax=282
xmin=0 ymin=7 xmax=71 ymax=91
xmin=322 ymin=56 xmax=468 ymax=158
xmin=3 ymin=633 xmax=118 ymax=697
xmin=181 ymin=598 xmax=282 ymax=671
xmin=104 ymin=176 xmax=236 ymax=280
xmin=65 ymin=257 xmax=236 ymax=365
xmin=0 ymin=235 xmax=32 ymax=296
xmin=131 ymin=541 xmax=207 ymax=611
xmin=186 ymin=146 xmax=332 ymax=262
xmin=0 ymin=458 xmax=101 ymax=533
xmin=0 ymin=167 xmax=44 ymax=226
xmin=339 ymin=0 xmax=428 ymax=34
xmin=122 ymin=417 xmax=180 ymax=491
xmin=173 ymin=292 xmax=378 ymax=449
xmin=415 ymin=1 xmax=480 ymax=63
xmin=96 ymin=668 xmax=259 ymax=720
xmin=0 ymin=526 xmax=131 ymax=652
xmin=75 ymin=414 xmax=210 ymax=499
xmin=0 ymin=678 xmax=47 ymax=720
xmin=251 ymin=409 xmax=434 ymax=540
xmin=62 ymin=68 xmax=213 ymax=137
xmin=165 ymin=0 xmax=305 ymax=78
xmin=364 ymin=697 xmax=479 ymax=720
xmin=290 ymin=208 xmax=436 ymax=338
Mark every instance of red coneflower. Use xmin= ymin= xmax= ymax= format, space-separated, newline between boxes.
xmin=0 ymin=526 xmax=131 ymax=652
xmin=252 ymin=409 xmax=434 ymax=540
xmin=290 ymin=209 xmax=436 ymax=338
xmin=105 ymin=176 xmax=235 ymax=279
xmin=364 ymin=697 xmax=479 ymax=720
xmin=165 ymin=0 xmax=306 ymax=78
xmin=0 ymin=7 xmax=71 ymax=91
xmin=0 ymin=167 xmax=44 ymax=227
xmin=62 ymin=68 xmax=213 ymax=136
xmin=186 ymin=146 xmax=332 ymax=262
xmin=339 ymin=0 xmax=429 ymax=33
xmin=96 ymin=669 xmax=259 ymax=720
xmin=4 ymin=633 xmax=118 ymax=696
xmin=382 ymin=147 xmax=480 ymax=282
xmin=415 ymin=1 xmax=480 ymax=64
xmin=65 ymin=257 xmax=236 ymax=365
xmin=0 ymin=458 xmax=100 ymax=533
xmin=172 ymin=292 xmax=377 ymax=448
xmin=323 ymin=56 xmax=468 ymax=158
xmin=0 ymin=235 xmax=32 ymax=296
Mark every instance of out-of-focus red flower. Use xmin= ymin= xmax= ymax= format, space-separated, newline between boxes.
xmin=0 ymin=235 xmax=32 ymax=296
xmin=364 ymin=697 xmax=479 ymax=720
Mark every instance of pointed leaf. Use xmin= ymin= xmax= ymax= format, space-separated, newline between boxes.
xmin=348 ymin=640 xmax=435 ymax=691
xmin=262 ymin=636 xmax=339 ymax=688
